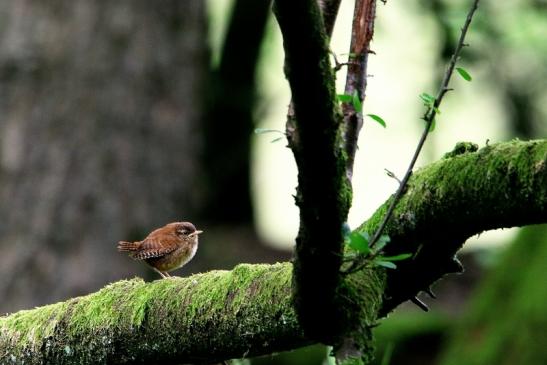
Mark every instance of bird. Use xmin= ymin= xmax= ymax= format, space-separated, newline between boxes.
xmin=117 ymin=221 xmax=203 ymax=278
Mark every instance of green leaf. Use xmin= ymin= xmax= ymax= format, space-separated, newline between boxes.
xmin=337 ymin=94 xmax=352 ymax=103
xmin=433 ymin=106 xmax=441 ymax=115
xmin=374 ymin=260 xmax=397 ymax=269
xmin=373 ymin=234 xmax=391 ymax=253
xmin=428 ymin=118 xmax=436 ymax=132
xmin=419 ymin=92 xmax=435 ymax=106
xmin=366 ymin=114 xmax=387 ymax=128
xmin=378 ymin=253 xmax=413 ymax=262
xmin=254 ymin=128 xmax=284 ymax=135
xmin=347 ymin=232 xmax=370 ymax=254
xmin=338 ymin=92 xmax=363 ymax=113
xmin=456 ymin=67 xmax=472 ymax=81
xmin=352 ymin=91 xmax=363 ymax=113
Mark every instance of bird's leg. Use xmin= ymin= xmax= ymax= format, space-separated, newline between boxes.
xmin=164 ymin=272 xmax=177 ymax=279
xmin=153 ymin=267 xmax=167 ymax=278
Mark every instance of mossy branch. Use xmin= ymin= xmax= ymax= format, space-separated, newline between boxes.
xmin=0 ymin=263 xmax=382 ymax=365
xmin=0 ymin=263 xmax=309 ymax=364
xmin=358 ymin=139 xmax=547 ymax=314
xmin=1 ymin=140 xmax=546 ymax=364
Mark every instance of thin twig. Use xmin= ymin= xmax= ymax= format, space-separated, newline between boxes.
xmin=384 ymin=168 xmax=402 ymax=184
xmin=345 ymin=0 xmax=481 ymax=274
xmin=342 ymin=0 xmax=378 ymax=181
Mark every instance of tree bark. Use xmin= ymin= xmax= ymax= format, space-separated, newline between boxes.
xmin=201 ymin=0 xmax=272 ymax=225
xmin=273 ymin=0 xmax=352 ymax=344
xmin=1 ymin=139 xmax=545 ymax=364
xmin=0 ymin=0 xmax=207 ymax=313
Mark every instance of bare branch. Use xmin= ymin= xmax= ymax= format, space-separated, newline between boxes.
xmin=342 ymin=0 xmax=378 ymax=181
xmin=346 ymin=0 xmax=481 ymax=273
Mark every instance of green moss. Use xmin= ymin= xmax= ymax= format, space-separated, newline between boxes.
xmin=338 ymin=356 xmax=366 ymax=365
xmin=357 ymin=200 xmax=389 ymax=235
xmin=443 ymin=141 xmax=478 ymax=158
xmin=0 ymin=263 xmax=301 ymax=364
xmin=0 ymin=301 xmax=68 ymax=350
xmin=0 ymin=259 xmax=385 ymax=364
xmin=342 ymin=267 xmax=385 ymax=324
xmin=353 ymin=140 xmax=547 ymax=314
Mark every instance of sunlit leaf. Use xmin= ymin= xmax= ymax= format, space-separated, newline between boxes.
xmin=352 ymin=91 xmax=363 ymax=113
xmin=366 ymin=114 xmax=387 ymax=128
xmin=337 ymin=94 xmax=352 ymax=103
xmin=419 ymin=92 xmax=435 ymax=105
xmin=456 ymin=67 xmax=472 ymax=81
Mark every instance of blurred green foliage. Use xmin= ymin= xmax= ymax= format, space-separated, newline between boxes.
xmin=438 ymin=225 xmax=547 ymax=365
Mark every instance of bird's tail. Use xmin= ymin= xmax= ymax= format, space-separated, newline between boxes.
xmin=117 ymin=241 xmax=140 ymax=252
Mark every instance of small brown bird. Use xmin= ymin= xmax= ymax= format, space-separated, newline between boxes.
xmin=117 ymin=221 xmax=203 ymax=278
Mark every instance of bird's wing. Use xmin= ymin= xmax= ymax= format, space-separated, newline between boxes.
xmin=131 ymin=236 xmax=179 ymax=260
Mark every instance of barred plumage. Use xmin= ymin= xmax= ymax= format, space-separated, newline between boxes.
xmin=117 ymin=222 xmax=203 ymax=278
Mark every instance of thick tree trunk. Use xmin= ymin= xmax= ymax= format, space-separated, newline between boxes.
xmin=0 ymin=0 xmax=207 ymax=313
xmin=201 ymin=0 xmax=271 ymax=225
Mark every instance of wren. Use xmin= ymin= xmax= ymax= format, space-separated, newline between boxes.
xmin=118 ymin=221 xmax=203 ymax=278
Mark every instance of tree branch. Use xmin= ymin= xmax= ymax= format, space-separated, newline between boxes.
xmin=0 ymin=263 xmax=382 ymax=365
xmin=0 ymin=264 xmax=307 ymax=364
xmin=320 ymin=0 xmax=342 ymax=38
xmin=345 ymin=0 xmax=481 ymax=274
xmin=273 ymin=0 xmax=352 ymax=343
xmin=358 ymin=139 xmax=547 ymax=314
xmin=342 ymin=0 xmax=378 ymax=181
xmin=2 ymin=139 xmax=545 ymax=364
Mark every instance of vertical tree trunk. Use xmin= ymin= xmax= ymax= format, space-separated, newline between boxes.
xmin=0 ymin=0 xmax=207 ymax=313
xmin=196 ymin=0 xmax=291 ymax=270
xmin=201 ymin=0 xmax=271 ymax=225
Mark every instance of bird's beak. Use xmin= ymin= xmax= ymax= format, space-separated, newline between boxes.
xmin=189 ymin=230 xmax=203 ymax=237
